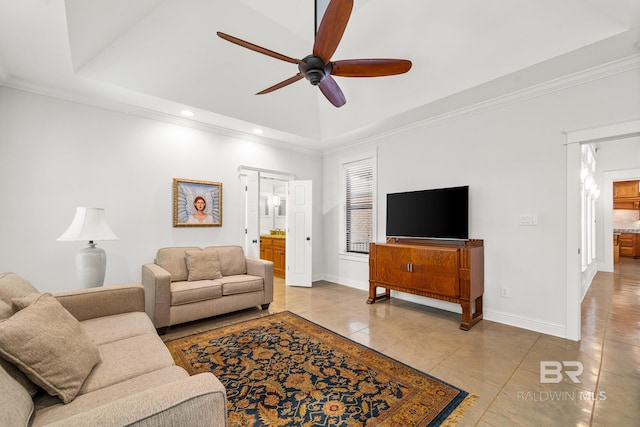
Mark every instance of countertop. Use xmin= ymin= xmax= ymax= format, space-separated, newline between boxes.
xmin=614 ymin=229 xmax=640 ymax=234
xmin=260 ymin=234 xmax=286 ymax=239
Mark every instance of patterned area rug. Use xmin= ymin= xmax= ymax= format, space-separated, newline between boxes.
xmin=165 ymin=311 xmax=474 ymax=426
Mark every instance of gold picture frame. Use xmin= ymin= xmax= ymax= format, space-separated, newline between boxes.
xmin=173 ymin=178 xmax=222 ymax=227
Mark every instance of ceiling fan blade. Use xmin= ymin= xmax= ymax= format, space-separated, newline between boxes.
xmin=313 ymin=0 xmax=353 ymax=62
xmin=318 ymin=75 xmax=346 ymax=107
xmin=256 ymin=74 xmax=304 ymax=95
xmin=217 ymin=32 xmax=301 ymax=64
xmin=331 ymin=59 xmax=412 ymax=77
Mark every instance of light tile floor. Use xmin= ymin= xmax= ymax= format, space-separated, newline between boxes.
xmin=163 ymin=258 xmax=640 ymax=426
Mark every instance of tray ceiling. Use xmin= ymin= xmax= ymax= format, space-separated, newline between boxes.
xmin=0 ymin=0 xmax=638 ymax=152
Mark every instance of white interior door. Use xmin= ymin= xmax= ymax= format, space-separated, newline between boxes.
xmin=286 ymin=180 xmax=312 ymax=287
xmin=244 ymin=170 xmax=260 ymax=258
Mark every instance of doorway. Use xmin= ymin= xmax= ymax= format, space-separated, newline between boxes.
xmin=239 ymin=167 xmax=313 ymax=287
xmin=239 ymin=167 xmax=294 ymax=258
xmin=566 ymin=119 xmax=640 ymax=341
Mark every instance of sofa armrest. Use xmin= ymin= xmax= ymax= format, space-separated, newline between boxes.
xmin=246 ymin=257 xmax=274 ymax=303
xmin=142 ymin=263 xmax=172 ymax=329
xmin=45 ymin=373 xmax=227 ymax=427
xmin=53 ymin=284 xmax=145 ymax=322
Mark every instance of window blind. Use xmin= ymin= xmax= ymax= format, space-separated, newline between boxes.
xmin=345 ymin=159 xmax=373 ymax=254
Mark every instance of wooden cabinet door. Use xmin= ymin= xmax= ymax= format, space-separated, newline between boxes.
xmin=410 ymin=247 xmax=459 ymax=297
xmin=260 ymin=238 xmax=273 ymax=261
xmin=614 ymin=181 xmax=639 ymax=197
xmin=272 ymin=239 xmax=286 ymax=278
xmin=375 ymin=245 xmax=413 ymax=287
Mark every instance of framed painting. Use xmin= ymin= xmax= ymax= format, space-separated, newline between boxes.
xmin=173 ymin=178 xmax=222 ymax=227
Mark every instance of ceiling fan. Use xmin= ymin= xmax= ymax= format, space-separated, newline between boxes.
xmin=217 ymin=0 xmax=411 ymax=107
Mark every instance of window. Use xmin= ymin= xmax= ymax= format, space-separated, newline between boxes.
xmin=580 ymin=144 xmax=598 ymax=270
xmin=345 ymin=158 xmax=374 ymax=254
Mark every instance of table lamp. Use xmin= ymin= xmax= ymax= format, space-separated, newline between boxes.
xmin=57 ymin=207 xmax=118 ymax=287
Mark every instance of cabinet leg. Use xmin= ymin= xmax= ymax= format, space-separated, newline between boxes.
xmin=459 ymin=295 xmax=483 ymax=331
xmin=367 ymin=285 xmax=391 ymax=304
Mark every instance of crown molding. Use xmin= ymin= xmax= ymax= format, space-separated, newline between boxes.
xmin=3 ymin=52 xmax=638 ymax=159
xmin=325 ymin=53 xmax=640 ymax=155
xmin=0 ymin=80 xmax=323 ymax=158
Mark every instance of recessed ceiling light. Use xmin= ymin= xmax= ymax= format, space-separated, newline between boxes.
xmin=253 ymin=128 xmax=263 ymax=134
xmin=181 ymin=110 xmax=194 ymax=117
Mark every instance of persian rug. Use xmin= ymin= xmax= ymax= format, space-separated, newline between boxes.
xmin=165 ymin=311 xmax=474 ymax=426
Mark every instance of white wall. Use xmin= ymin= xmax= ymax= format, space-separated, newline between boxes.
xmin=323 ymin=66 xmax=640 ymax=338
xmin=0 ymin=87 xmax=324 ymax=292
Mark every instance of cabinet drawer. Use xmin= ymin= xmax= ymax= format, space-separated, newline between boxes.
xmin=619 ymin=234 xmax=634 ymax=245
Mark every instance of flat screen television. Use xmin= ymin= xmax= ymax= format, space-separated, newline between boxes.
xmin=386 ymin=185 xmax=469 ymax=240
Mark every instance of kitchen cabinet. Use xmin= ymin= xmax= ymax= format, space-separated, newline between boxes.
xmin=613 ymin=181 xmax=640 ymax=209
xmin=619 ymin=233 xmax=640 ymax=258
xmin=614 ymin=181 xmax=640 ymax=197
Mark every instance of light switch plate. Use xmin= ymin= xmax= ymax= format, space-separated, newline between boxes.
xmin=519 ymin=214 xmax=538 ymax=226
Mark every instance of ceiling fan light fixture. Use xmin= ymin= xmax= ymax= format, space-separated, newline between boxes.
xmin=298 ymin=56 xmax=332 ymax=86
xmin=217 ymin=0 xmax=411 ymax=107
xmin=306 ymin=69 xmax=325 ymax=85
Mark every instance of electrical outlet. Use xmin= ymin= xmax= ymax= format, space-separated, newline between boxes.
xmin=501 ymin=287 xmax=510 ymax=298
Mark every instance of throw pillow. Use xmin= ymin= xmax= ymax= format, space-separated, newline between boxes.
xmin=0 ymin=293 xmax=101 ymax=404
xmin=207 ymin=246 xmax=247 ymax=276
xmin=156 ymin=247 xmax=200 ymax=282
xmin=0 ymin=272 xmax=39 ymax=320
xmin=185 ymin=250 xmax=223 ymax=281
xmin=0 ymin=300 xmax=12 ymax=320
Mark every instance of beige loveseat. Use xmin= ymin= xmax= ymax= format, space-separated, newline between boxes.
xmin=142 ymin=245 xmax=273 ymax=333
xmin=0 ymin=272 xmax=227 ymax=426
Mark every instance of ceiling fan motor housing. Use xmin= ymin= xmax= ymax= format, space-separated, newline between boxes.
xmin=299 ymin=55 xmax=332 ymax=85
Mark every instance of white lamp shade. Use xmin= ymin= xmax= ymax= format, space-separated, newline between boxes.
xmin=57 ymin=207 xmax=118 ymax=241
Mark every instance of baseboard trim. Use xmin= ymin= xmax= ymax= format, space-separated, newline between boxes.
xmin=483 ymin=310 xmax=567 ymax=339
xmin=322 ymin=274 xmax=570 ymax=339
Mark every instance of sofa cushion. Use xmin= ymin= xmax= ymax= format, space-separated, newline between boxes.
xmin=156 ymin=247 xmax=200 ymax=282
xmin=0 ymin=293 xmax=101 ymax=404
xmin=171 ymin=280 xmax=222 ymax=306
xmin=0 ymin=272 xmax=39 ymax=320
xmin=32 ymin=366 xmax=189 ymax=426
xmin=0 ymin=357 xmax=39 ymax=397
xmin=0 ymin=361 xmax=33 ymax=427
xmin=206 ymin=246 xmax=247 ymax=276
xmin=80 ymin=312 xmax=157 ymax=346
xmin=79 ymin=333 xmax=175 ymax=395
xmin=218 ymin=275 xmax=264 ymax=296
xmin=185 ymin=249 xmax=223 ymax=281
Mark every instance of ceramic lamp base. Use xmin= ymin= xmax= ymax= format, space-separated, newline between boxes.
xmin=76 ymin=242 xmax=106 ymax=287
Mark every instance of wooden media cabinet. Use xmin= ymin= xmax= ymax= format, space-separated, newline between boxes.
xmin=368 ymin=238 xmax=484 ymax=330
